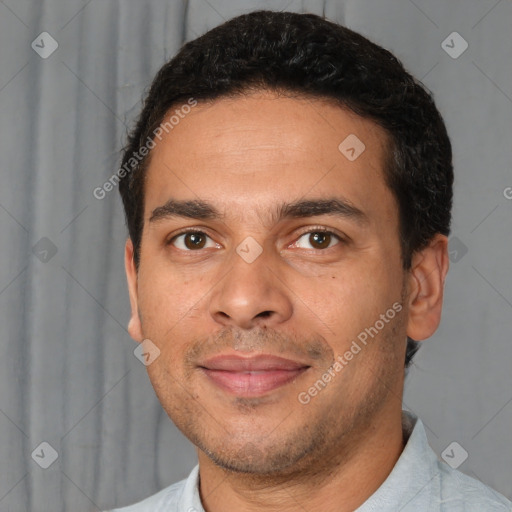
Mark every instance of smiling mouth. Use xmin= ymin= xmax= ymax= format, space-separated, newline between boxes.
xmin=199 ymin=354 xmax=311 ymax=397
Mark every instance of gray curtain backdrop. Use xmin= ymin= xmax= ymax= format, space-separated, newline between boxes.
xmin=0 ymin=0 xmax=511 ymax=510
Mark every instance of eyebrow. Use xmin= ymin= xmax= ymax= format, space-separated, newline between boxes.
xmin=149 ymin=197 xmax=369 ymax=226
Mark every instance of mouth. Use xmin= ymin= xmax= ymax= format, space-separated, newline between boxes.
xmin=199 ymin=354 xmax=311 ymax=397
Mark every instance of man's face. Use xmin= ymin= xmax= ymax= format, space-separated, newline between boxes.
xmin=126 ymin=91 xmax=410 ymax=475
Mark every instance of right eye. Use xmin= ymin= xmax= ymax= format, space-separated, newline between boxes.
xmin=168 ymin=230 xmax=218 ymax=251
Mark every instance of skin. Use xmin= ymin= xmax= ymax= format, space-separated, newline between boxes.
xmin=124 ymin=90 xmax=449 ymax=512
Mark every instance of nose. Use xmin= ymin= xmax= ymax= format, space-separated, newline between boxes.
xmin=208 ymin=242 xmax=293 ymax=330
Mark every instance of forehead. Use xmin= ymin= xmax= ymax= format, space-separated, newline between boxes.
xmin=143 ymin=91 xmax=396 ymax=228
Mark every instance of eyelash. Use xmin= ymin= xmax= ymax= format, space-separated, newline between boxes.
xmin=167 ymin=227 xmax=345 ymax=252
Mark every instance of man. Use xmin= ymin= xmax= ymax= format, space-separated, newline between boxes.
xmin=109 ymin=10 xmax=511 ymax=512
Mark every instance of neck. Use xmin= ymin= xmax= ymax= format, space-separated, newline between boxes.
xmin=198 ymin=403 xmax=406 ymax=512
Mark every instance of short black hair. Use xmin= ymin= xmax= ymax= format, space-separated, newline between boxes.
xmin=118 ymin=10 xmax=453 ymax=368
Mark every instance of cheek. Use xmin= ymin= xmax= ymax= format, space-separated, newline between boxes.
xmin=136 ymin=270 xmax=196 ymax=338
xmin=135 ymin=267 xmax=214 ymax=366
xmin=308 ymin=260 xmax=400 ymax=343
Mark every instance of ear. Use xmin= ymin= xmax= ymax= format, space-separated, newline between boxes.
xmin=124 ymin=238 xmax=144 ymax=342
xmin=406 ymin=234 xmax=450 ymax=341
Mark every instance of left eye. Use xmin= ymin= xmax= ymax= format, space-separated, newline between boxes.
xmin=293 ymin=231 xmax=341 ymax=250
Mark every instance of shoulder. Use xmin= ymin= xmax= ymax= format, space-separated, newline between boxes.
xmin=104 ymin=477 xmax=188 ymax=512
xmin=434 ymin=458 xmax=512 ymax=511
xmin=395 ymin=412 xmax=511 ymax=511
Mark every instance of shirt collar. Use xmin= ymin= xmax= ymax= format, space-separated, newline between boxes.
xmin=355 ymin=409 xmax=438 ymax=510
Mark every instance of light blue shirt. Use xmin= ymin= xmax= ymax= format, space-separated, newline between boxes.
xmin=107 ymin=410 xmax=511 ymax=511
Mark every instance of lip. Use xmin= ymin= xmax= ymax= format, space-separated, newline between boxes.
xmin=199 ymin=354 xmax=310 ymax=396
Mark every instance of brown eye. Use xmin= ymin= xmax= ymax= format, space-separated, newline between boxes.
xmin=310 ymin=232 xmax=331 ymax=249
xmin=184 ymin=232 xmax=206 ymax=249
xmin=170 ymin=231 xmax=215 ymax=251
xmin=295 ymin=230 xmax=341 ymax=250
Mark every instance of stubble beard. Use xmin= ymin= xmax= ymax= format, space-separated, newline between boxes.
xmin=155 ymin=308 xmax=406 ymax=487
